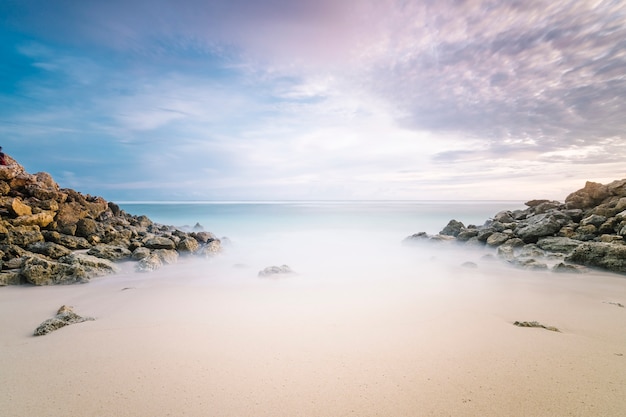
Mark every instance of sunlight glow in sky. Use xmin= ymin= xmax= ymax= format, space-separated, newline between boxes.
xmin=1 ymin=0 xmax=625 ymax=201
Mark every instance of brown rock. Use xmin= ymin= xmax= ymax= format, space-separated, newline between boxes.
xmin=10 ymin=198 xmax=32 ymax=217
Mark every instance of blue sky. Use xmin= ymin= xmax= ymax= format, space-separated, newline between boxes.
xmin=1 ymin=0 xmax=625 ymax=201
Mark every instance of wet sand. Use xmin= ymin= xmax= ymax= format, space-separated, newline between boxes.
xmin=1 ymin=254 xmax=625 ymax=417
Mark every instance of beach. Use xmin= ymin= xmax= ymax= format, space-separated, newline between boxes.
xmin=2 ymin=247 xmax=625 ymax=417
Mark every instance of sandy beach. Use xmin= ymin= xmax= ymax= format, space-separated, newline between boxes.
xmin=1 ymin=247 xmax=625 ymax=417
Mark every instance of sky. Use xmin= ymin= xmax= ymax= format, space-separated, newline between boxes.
xmin=1 ymin=0 xmax=625 ymax=201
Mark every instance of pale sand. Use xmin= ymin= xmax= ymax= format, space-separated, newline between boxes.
xmin=1 ymin=254 xmax=625 ymax=417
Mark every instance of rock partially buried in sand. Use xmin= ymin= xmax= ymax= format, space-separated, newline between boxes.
xmin=513 ymin=321 xmax=560 ymax=332
xmin=258 ymin=264 xmax=294 ymax=277
xmin=34 ymin=305 xmax=95 ymax=336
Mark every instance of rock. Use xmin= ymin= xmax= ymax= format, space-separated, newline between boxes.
xmin=154 ymin=249 xmax=178 ymax=265
xmin=565 ymin=181 xmax=610 ymax=210
xmin=136 ymin=253 xmax=163 ymax=272
xmin=75 ymin=218 xmax=98 ymax=238
xmin=0 ymin=271 xmax=22 ymax=285
xmin=440 ymin=219 xmax=465 ymax=237
xmin=177 ymin=237 xmax=199 ymax=253
xmin=131 ymin=247 xmax=151 ymax=260
xmin=191 ymin=231 xmax=217 ymax=243
xmin=87 ymin=244 xmax=132 ymax=261
xmin=536 ymin=237 xmax=581 ymax=254
xmin=12 ymin=211 xmax=55 ymax=228
xmin=20 ymin=255 xmax=87 ymax=285
xmin=144 ymin=236 xmax=176 ymax=250
xmin=513 ymin=321 xmax=560 ymax=332
xmin=6 ymin=225 xmax=45 ymax=246
xmin=552 ymin=262 xmax=587 ymax=273
xmin=27 ymin=241 xmax=72 ymax=259
xmin=565 ymin=242 xmax=626 ymax=273
xmin=198 ymin=240 xmax=222 ymax=257
xmin=515 ymin=213 xmax=563 ymax=243
xmin=33 ymin=305 xmax=95 ymax=336
xmin=259 ymin=264 xmax=294 ymax=277
xmin=10 ymin=198 xmax=32 ymax=217
xmin=486 ymin=232 xmax=510 ymax=247
xmin=580 ymin=214 xmax=607 ymax=227
xmin=461 ymin=261 xmax=477 ymax=268
xmin=403 ymin=232 xmax=431 ymax=244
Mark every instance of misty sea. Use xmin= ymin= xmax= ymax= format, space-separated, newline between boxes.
xmin=116 ymin=200 xmax=526 ymax=283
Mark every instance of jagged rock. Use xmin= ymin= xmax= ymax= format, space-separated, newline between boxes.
xmin=515 ymin=213 xmax=563 ymax=243
xmin=12 ymin=211 xmax=55 ymax=228
xmin=581 ymin=214 xmax=607 ymax=227
xmin=144 ymin=236 xmax=176 ymax=250
xmin=536 ymin=237 xmax=581 ymax=254
xmin=20 ymin=255 xmax=88 ymax=285
xmin=440 ymin=219 xmax=465 ymax=237
xmin=486 ymin=232 xmax=510 ymax=247
xmin=87 ymin=244 xmax=132 ymax=261
xmin=177 ymin=237 xmax=199 ymax=253
xmin=131 ymin=247 xmax=151 ymax=260
xmin=191 ymin=231 xmax=217 ymax=243
xmin=76 ymin=218 xmax=98 ymax=238
xmin=258 ymin=264 xmax=294 ymax=277
xmin=33 ymin=305 xmax=95 ymax=336
xmin=198 ymin=240 xmax=222 ymax=256
xmin=10 ymin=198 xmax=32 ymax=217
xmin=154 ymin=249 xmax=178 ymax=264
xmin=456 ymin=229 xmax=479 ymax=241
xmin=27 ymin=241 xmax=72 ymax=259
xmin=0 ymin=271 xmax=21 ymax=285
xmin=552 ymin=262 xmax=587 ymax=273
xmin=565 ymin=181 xmax=610 ymax=210
xmin=513 ymin=321 xmax=560 ymax=332
xmin=136 ymin=253 xmax=163 ymax=272
xmin=6 ymin=225 xmax=44 ymax=246
xmin=565 ymin=242 xmax=626 ymax=273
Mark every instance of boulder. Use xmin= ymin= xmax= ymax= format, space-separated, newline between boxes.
xmin=33 ymin=305 xmax=95 ymax=336
xmin=12 ymin=211 xmax=55 ymax=228
xmin=536 ymin=237 xmax=581 ymax=254
xmin=515 ymin=213 xmax=562 ymax=243
xmin=486 ymin=232 xmax=510 ymax=247
xmin=26 ymin=241 xmax=72 ymax=259
xmin=59 ymin=253 xmax=119 ymax=277
xmin=87 ymin=244 xmax=132 ymax=261
xmin=440 ymin=219 xmax=465 ymax=237
xmin=258 ymin=264 xmax=294 ymax=277
xmin=154 ymin=249 xmax=178 ymax=265
xmin=198 ymin=240 xmax=222 ymax=256
xmin=136 ymin=253 xmax=163 ymax=272
xmin=177 ymin=237 xmax=199 ymax=253
xmin=131 ymin=247 xmax=151 ymax=260
xmin=565 ymin=242 xmax=626 ymax=273
xmin=20 ymin=255 xmax=88 ymax=286
xmin=10 ymin=198 xmax=32 ymax=217
xmin=144 ymin=236 xmax=176 ymax=250
xmin=565 ymin=181 xmax=610 ymax=210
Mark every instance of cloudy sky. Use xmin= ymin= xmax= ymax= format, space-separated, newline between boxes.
xmin=1 ymin=0 xmax=625 ymax=201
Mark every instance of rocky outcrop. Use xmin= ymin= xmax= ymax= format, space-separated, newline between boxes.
xmin=0 ymin=155 xmax=223 ymax=285
xmin=405 ymin=178 xmax=626 ymax=275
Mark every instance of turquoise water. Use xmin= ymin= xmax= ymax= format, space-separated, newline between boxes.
xmin=117 ymin=201 xmax=524 ymax=240
xmin=116 ymin=200 xmax=526 ymax=284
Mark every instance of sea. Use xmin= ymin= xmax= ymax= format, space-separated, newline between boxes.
xmin=116 ymin=200 xmax=526 ymax=283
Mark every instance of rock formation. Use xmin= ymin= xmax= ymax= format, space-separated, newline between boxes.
xmin=405 ymin=179 xmax=626 ymax=274
xmin=0 ymin=155 xmax=222 ymax=286
xmin=33 ymin=305 xmax=95 ymax=336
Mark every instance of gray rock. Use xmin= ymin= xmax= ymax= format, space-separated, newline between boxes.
xmin=516 ymin=213 xmax=562 ymax=243
xmin=486 ymin=232 xmax=510 ymax=247
xmin=26 ymin=241 xmax=72 ymax=259
xmin=440 ymin=219 xmax=465 ymax=237
xmin=259 ymin=264 xmax=294 ymax=277
xmin=144 ymin=236 xmax=176 ymax=250
xmin=565 ymin=242 xmax=626 ymax=273
xmin=536 ymin=237 xmax=581 ymax=254
xmin=552 ymin=262 xmax=587 ymax=273
xmin=131 ymin=247 xmax=151 ymax=260
xmin=87 ymin=244 xmax=132 ymax=261
xmin=34 ymin=305 xmax=95 ymax=336
xmin=581 ymin=214 xmax=607 ymax=227
xmin=177 ymin=237 xmax=199 ymax=253
xmin=136 ymin=253 xmax=163 ymax=272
